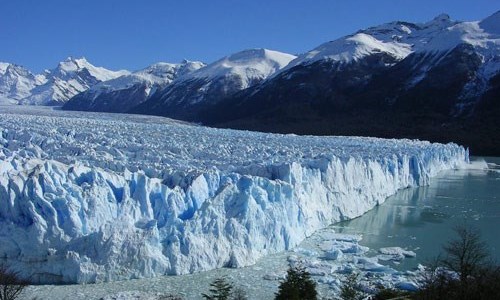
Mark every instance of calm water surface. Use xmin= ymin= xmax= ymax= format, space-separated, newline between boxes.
xmin=333 ymin=156 xmax=500 ymax=269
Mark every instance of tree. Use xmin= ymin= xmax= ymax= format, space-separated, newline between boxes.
xmin=441 ymin=224 xmax=489 ymax=285
xmin=275 ymin=266 xmax=317 ymax=300
xmin=158 ymin=295 xmax=184 ymax=300
xmin=373 ymin=287 xmax=410 ymax=300
xmin=202 ymin=277 xmax=233 ymax=300
xmin=231 ymin=287 xmax=248 ymax=300
xmin=416 ymin=223 xmax=500 ymax=300
xmin=340 ymin=273 xmax=363 ymax=300
xmin=0 ymin=265 xmax=28 ymax=300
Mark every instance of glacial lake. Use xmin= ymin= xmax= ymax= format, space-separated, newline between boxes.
xmin=332 ymin=156 xmax=500 ymax=269
xmin=27 ymin=157 xmax=500 ymax=299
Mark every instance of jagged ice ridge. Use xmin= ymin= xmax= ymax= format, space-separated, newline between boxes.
xmin=0 ymin=106 xmax=469 ymax=283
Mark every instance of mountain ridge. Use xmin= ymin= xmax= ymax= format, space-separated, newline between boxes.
xmin=0 ymin=57 xmax=129 ymax=105
xmin=2 ymin=11 xmax=499 ymax=154
xmin=194 ymin=11 xmax=499 ymax=155
xmin=129 ymin=48 xmax=296 ymax=121
xmin=62 ymin=60 xmax=206 ymax=113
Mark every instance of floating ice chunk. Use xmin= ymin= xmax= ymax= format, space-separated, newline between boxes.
xmin=354 ymin=257 xmax=395 ymax=273
xmin=293 ymin=248 xmax=319 ymax=257
xmin=319 ymin=232 xmax=363 ymax=243
xmin=304 ymin=260 xmax=336 ymax=275
xmin=320 ymin=240 xmax=368 ymax=255
xmin=377 ymin=254 xmax=405 ymax=261
xmin=319 ymin=241 xmax=337 ymax=251
xmin=341 ymin=243 xmax=369 ymax=254
xmin=323 ymin=248 xmax=344 ymax=261
xmin=379 ymin=247 xmax=416 ymax=259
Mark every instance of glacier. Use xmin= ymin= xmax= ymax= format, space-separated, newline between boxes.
xmin=0 ymin=106 xmax=468 ymax=284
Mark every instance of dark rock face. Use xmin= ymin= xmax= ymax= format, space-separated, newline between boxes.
xmin=62 ymin=14 xmax=499 ymax=155
xmin=62 ymin=61 xmax=206 ymax=113
xmin=200 ymin=45 xmax=499 ymax=155
xmin=131 ymin=49 xmax=296 ymax=122
xmin=132 ymin=75 xmax=253 ymax=122
xmin=63 ymin=84 xmax=149 ymax=113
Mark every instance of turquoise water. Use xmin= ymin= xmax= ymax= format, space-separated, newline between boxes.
xmin=332 ymin=157 xmax=500 ymax=269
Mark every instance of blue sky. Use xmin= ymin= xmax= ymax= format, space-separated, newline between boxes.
xmin=0 ymin=0 xmax=497 ymax=73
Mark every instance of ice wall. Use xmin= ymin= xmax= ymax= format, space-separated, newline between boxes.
xmin=0 ymin=107 xmax=469 ymax=283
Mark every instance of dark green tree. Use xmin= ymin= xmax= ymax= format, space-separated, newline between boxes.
xmin=231 ymin=287 xmax=248 ymax=300
xmin=275 ymin=266 xmax=317 ymax=300
xmin=158 ymin=295 xmax=183 ymax=300
xmin=202 ymin=277 xmax=233 ymax=300
xmin=373 ymin=287 xmax=410 ymax=300
xmin=340 ymin=273 xmax=364 ymax=300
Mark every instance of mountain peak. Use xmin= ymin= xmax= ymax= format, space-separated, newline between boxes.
xmin=421 ymin=13 xmax=455 ymax=29
xmin=480 ymin=10 xmax=500 ymax=34
xmin=72 ymin=57 xmax=90 ymax=66
xmin=57 ymin=56 xmax=91 ymax=73
xmin=64 ymin=56 xmax=87 ymax=62
xmin=0 ymin=62 xmax=11 ymax=75
xmin=189 ymin=48 xmax=295 ymax=82
xmin=224 ymin=48 xmax=295 ymax=65
xmin=432 ymin=13 xmax=451 ymax=22
xmin=226 ymin=48 xmax=267 ymax=61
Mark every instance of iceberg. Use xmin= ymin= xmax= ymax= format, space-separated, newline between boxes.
xmin=378 ymin=247 xmax=417 ymax=261
xmin=0 ymin=106 xmax=469 ymax=283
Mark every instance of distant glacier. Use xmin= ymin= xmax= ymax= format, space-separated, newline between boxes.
xmin=0 ymin=106 xmax=468 ymax=283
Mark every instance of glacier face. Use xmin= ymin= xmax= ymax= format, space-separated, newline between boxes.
xmin=0 ymin=106 xmax=468 ymax=283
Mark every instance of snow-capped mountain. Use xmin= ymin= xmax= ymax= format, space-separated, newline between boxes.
xmin=263 ymin=13 xmax=463 ymax=83
xmin=20 ymin=57 xmax=129 ymax=105
xmin=0 ymin=63 xmax=41 ymax=104
xmin=131 ymin=48 xmax=296 ymax=121
xmin=63 ymin=60 xmax=205 ymax=113
xmin=2 ymin=12 xmax=499 ymax=153
xmin=200 ymin=12 xmax=500 ymax=155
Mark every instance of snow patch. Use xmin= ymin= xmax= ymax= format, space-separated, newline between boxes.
xmin=187 ymin=48 xmax=296 ymax=89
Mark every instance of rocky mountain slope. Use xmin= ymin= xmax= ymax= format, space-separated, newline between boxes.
xmin=3 ymin=11 xmax=499 ymax=154
xmin=130 ymin=48 xmax=296 ymax=121
xmin=63 ymin=60 xmax=205 ymax=113
xmin=0 ymin=57 xmax=128 ymax=105
xmin=0 ymin=62 xmax=41 ymax=104
xmin=199 ymin=12 xmax=500 ymax=155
